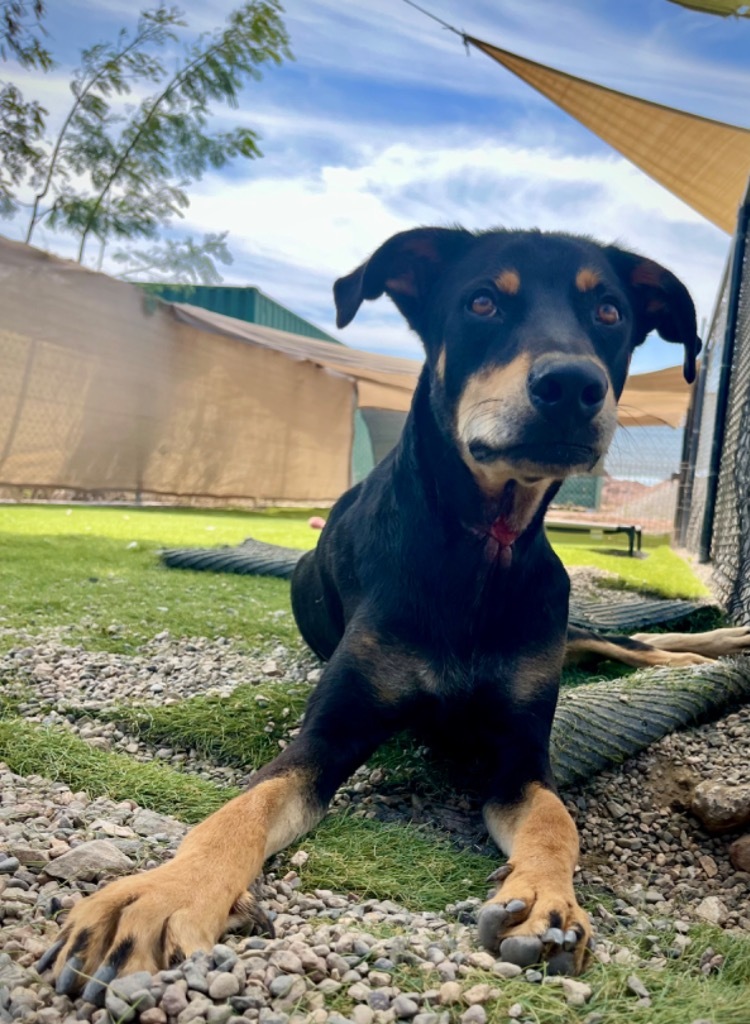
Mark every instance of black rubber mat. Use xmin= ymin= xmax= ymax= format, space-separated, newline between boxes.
xmin=568 ymin=596 xmax=706 ymax=632
xmin=161 ymin=537 xmax=301 ymax=579
xmin=161 ymin=537 xmax=708 ymax=632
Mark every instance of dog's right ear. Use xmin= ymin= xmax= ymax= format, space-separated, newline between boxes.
xmin=333 ymin=227 xmax=473 ymax=332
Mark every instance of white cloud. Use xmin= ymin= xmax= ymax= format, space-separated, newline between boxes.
xmin=170 ymin=125 xmax=727 ymax=367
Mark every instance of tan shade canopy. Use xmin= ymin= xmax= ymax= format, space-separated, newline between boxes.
xmin=0 ymin=237 xmax=354 ymax=502
xmin=466 ymin=36 xmax=750 ymax=233
xmin=618 ymin=364 xmax=693 ymax=428
xmin=172 ymin=304 xmax=420 ymax=413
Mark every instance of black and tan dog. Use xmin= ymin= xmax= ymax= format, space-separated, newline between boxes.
xmin=42 ymin=228 xmax=750 ymax=996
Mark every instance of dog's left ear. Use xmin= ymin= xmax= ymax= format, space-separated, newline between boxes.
xmin=605 ymin=247 xmax=702 ymax=384
xmin=333 ymin=227 xmax=473 ymax=333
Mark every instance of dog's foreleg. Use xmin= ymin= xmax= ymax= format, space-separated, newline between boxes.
xmin=480 ymin=782 xmax=591 ymax=974
xmin=45 ymin=643 xmax=400 ymax=993
xmin=469 ymin=680 xmax=592 ymax=976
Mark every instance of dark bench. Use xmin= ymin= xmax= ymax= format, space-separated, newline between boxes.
xmin=546 ymin=520 xmax=643 ymax=557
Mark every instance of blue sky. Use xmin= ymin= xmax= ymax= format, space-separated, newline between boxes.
xmin=4 ymin=0 xmax=750 ymax=372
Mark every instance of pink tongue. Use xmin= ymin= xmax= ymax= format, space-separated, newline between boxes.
xmin=490 ymin=518 xmax=520 ymax=548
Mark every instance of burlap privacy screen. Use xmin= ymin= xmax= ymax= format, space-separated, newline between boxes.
xmin=0 ymin=237 xmax=692 ymax=503
xmin=0 ymin=238 xmax=360 ymax=502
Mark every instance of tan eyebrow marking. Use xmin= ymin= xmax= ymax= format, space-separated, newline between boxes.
xmin=494 ymin=269 xmax=521 ymax=295
xmin=576 ymin=268 xmax=601 ymax=292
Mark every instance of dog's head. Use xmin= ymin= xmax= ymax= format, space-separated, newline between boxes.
xmin=334 ymin=228 xmax=699 ymax=498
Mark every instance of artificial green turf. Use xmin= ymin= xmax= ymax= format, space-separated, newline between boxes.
xmin=551 ymin=539 xmax=709 ymax=599
xmin=0 ymin=504 xmax=321 ymax=549
xmin=0 ymin=718 xmax=239 ymax=822
xmin=78 ymin=689 xmax=453 ymax=798
xmin=283 ymin=813 xmax=494 ymax=910
xmin=94 ymin=683 xmax=311 ymax=771
xmin=0 ymin=505 xmax=314 ymax=653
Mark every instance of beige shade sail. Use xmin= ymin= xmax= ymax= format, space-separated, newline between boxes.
xmin=179 ymin=304 xmax=692 ymax=428
xmin=466 ymin=36 xmax=750 ymax=233
xmin=667 ymin=1 xmax=750 ymax=16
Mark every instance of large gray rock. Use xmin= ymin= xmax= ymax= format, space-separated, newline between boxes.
xmin=690 ymin=781 xmax=750 ymax=833
xmin=131 ymin=808 xmax=185 ymax=840
xmin=44 ymin=839 xmax=133 ymax=881
xmin=729 ymin=834 xmax=750 ymax=872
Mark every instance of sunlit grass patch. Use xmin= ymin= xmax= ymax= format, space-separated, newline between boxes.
xmin=94 ymin=682 xmax=311 ymax=771
xmin=0 ymin=531 xmax=299 ymax=654
xmin=552 ymin=540 xmax=708 ymax=600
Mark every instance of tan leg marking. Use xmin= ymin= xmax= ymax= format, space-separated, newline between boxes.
xmin=52 ymin=772 xmax=321 ymax=979
xmin=481 ymin=783 xmax=592 ymax=974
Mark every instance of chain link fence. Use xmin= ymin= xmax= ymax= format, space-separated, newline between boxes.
xmin=550 ymin=425 xmax=685 ymax=536
xmin=678 ymin=180 xmax=750 ymax=623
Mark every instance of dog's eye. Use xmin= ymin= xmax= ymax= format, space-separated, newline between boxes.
xmin=595 ymin=302 xmax=621 ymax=325
xmin=468 ymin=291 xmax=497 ymax=317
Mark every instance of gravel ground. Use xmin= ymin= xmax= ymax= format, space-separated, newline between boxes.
xmin=0 ymin=614 xmax=748 ymax=1023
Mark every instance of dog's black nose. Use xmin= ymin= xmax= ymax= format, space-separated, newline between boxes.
xmin=527 ymin=358 xmax=608 ymax=422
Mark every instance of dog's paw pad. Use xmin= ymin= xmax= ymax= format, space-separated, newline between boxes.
xmin=499 ymin=935 xmax=543 ymax=968
xmin=546 ymin=950 xmax=577 ymax=975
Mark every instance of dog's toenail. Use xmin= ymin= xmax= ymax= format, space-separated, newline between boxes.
xmin=505 ymin=899 xmax=526 ymax=914
xmin=476 ymin=904 xmax=509 ymax=952
xmin=55 ymin=956 xmax=84 ymax=995
xmin=36 ymin=939 xmax=64 ymax=974
xmin=81 ymin=963 xmax=117 ymax=1006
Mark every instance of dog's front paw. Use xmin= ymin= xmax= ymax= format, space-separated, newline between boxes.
xmin=477 ymin=868 xmax=592 ymax=975
xmin=38 ymin=862 xmax=268 ymax=1002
